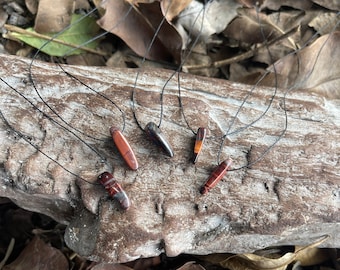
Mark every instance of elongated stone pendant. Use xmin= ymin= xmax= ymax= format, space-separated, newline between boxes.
xmin=144 ymin=122 xmax=174 ymax=157
xmin=193 ymin=127 xmax=207 ymax=163
xmin=110 ymin=126 xmax=138 ymax=170
xmin=200 ymin=159 xmax=232 ymax=194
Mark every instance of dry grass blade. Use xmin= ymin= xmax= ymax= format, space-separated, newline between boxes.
xmin=218 ymin=235 xmax=330 ymax=270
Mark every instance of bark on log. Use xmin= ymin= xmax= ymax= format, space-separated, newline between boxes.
xmin=0 ymin=54 xmax=339 ymax=263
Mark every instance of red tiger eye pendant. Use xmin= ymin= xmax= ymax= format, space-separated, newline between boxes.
xmin=98 ymin=172 xmax=131 ymax=210
xmin=200 ymin=159 xmax=232 ymax=195
xmin=110 ymin=126 xmax=138 ymax=170
xmin=144 ymin=122 xmax=174 ymax=157
xmin=193 ymin=127 xmax=207 ymax=163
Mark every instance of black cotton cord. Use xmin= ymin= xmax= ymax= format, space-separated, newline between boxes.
xmin=0 ymin=77 xmax=107 ymax=163
xmin=217 ymin=3 xmax=283 ymax=168
xmin=28 ymin=6 xmax=134 ymax=136
xmin=131 ymin=5 xmax=171 ymax=131
xmin=0 ymin=105 xmax=98 ymax=185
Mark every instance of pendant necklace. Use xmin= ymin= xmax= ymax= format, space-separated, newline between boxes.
xmin=195 ymin=73 xmax=286 ymax=194
xmin=56 ymin=63 xmax=139 ymax=171
xmin=173 ymin=3 xmax=289 ymax=194
xmin=131 ymin=79 xmax=174 ymax=158
xmin=176 ymin=33 xmax=287 ymax=194
xmin=131 ymin=2 xmax=209 ymax=159
xmin=178 ymin=77 xmax=208 ymax=164
xmin=0 ymin=76 xmax=132 ymax=210
xmin=13 ymin=10 xmax=139 ymax=210
xmin=130 ymin=11 xmax=175 ymax=158
xmin=208 ymin=10 xmax=339 ymax=190
xmin=166 ymin=3 xmax=211 ymax=163
xmin=27 ymin=12 xmax=139 ymax=171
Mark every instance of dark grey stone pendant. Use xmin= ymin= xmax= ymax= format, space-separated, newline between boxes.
xmin=144 ymin=122 xmax=174 ymax=157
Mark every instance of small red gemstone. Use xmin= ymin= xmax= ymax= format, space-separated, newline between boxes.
xmin=200 ymin=159 xmax=232 ymax=194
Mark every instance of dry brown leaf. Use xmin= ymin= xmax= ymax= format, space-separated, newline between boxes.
xmin=235 ymin=253 xmax=294 ymax=270
xmin=219 ymin=255 xmax=263 ymax=270
xmin=311 ymin=0 xmax=340 ymax=11
xmin=218 ymin=235 xmax=330 ymax=270
xmin=25 ymin=0 xmax=38 ymax=15
xmin=271 ymin=31 xmax=340 ymax=98
xmin=34 ymin=0 xmax=74 ymax=33
xmin=3 ymin=236 xmax=68 ymax=270
xmin=136 ymin=2 xmax=182 ymax=61
xmin=223 ymin=8 xmax=312 ymax=66
xmin=182 ymin=51 xmax=217 ymax=76
xmin=224 ymin=8 xmax=303 ymax=48
xmin=238 ymin=0 xmax=264 ymax=8
xmin=294 ymin=247 xmax=332 ymax=266
xmin=176 ymin=261 xmax=206 ymax=270
xmin=161 ymin=0 xmax=193 ymax=21
xmin=125 ymin=0 xmax=157 ymax=5
xmin=106 ymin=50 xmax=129 ymax=68
xmin=197 ymin=253 xmax=234 ymax=265
xmin=309 ymin=12 xmax=340 ymax=35
xmin=0 ymin=8 xmax=8 ymax=28
xmin=182 ymin=41 xmax=217 ymax=76
xmin=0 ymin=238 xmax=15 ymax=268
xmin=175 ymin=0 xmax=240 ymax=44
xmin=75 ymin=0 xmax=91 ymax=10
xmin=261 ymin=0 xmax=313 ymax=11
xmin=66 ymin=53 xmax=106 ymax=66
xmin=229 ymin=62 xmax=264 ymax=83
xmin=90 ymin=263 xmax=133 ymax=270
xmin=97 ymin=0 xmax=181 ymax=62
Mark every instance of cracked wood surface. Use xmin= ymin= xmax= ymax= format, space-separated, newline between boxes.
xmin=0 ymin=54 xmax=339 ymax=262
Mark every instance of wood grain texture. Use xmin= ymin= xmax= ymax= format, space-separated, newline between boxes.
xmin=0 ymin=54 xmax=339 ymax=262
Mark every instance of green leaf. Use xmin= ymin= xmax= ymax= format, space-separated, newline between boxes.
xmin=9 ymin=14 xmax=101 ymax=56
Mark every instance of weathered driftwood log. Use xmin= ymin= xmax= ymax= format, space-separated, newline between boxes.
xmin=0 ymin=54 xmax=339 ymax=262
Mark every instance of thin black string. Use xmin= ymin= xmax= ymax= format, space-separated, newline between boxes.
xmin=174 ymin=1 xmax=210 ymax=135
xmin=177 ymin=71 xmax=195 ymax=135
xmin=178 ymin=7 xmax=339 ymax=167
xmin=228 ymin=10 xmax=340 ymax=170
xmin=30 ymin=7 xmax=98 ymax=59
xmin=177 ymin=1 xmax=278 ymax=142
xmin=280 ymin=12 xmax=340 ymax=89
xmin=1 ymin=4 xmax=135 ymax=186
xmin=157 ymin=0 xmax=211 ymax=128
xmin=26 ymin=8 xmax=102 ymax=139
xmin=0 ymin=84 xmax=101 ymax=185
xmin=131 ymin=2 xmax=175 ymax=131
xmin=2 ymin=4 xmax=337 ymax=184
xmin=0 ymin=77 xmax=106 ymax=163
xmin=131 ymin=0 xmax=215 ymax=131
xmin=27 ymin=5 xmax=134 ymax=135
xmin=54 ymin=5 xmax=136 ymax=133
xmin=216 ymin=3 xmax=281 ymax=167
xmin=56 ymin=62 xmax=126 ymax=132
xmin=214 ymin=68 xmax=279 ymax=166
xmin=174 ymin=2 xmax=282 ymax=166
xmin=232 ymin=17 xmax=339 ymax=170
xmin=247 ymin=26 xmax=334 ymax=169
